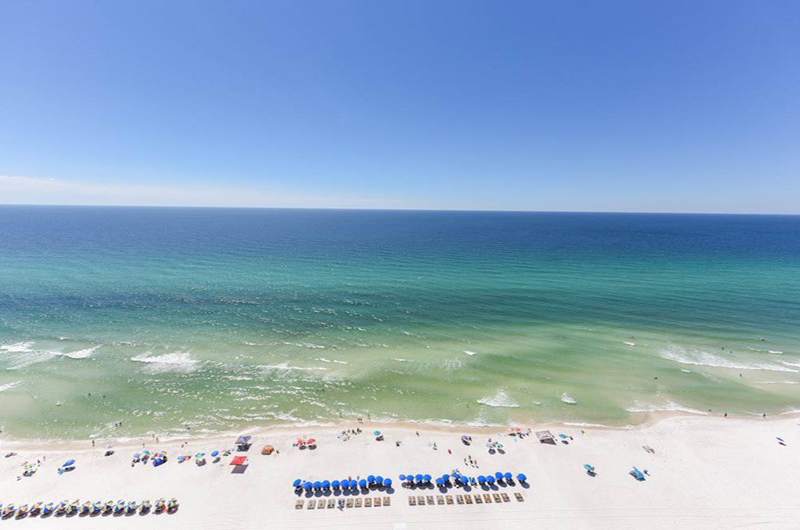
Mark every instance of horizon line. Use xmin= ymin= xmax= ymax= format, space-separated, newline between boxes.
xmin=1 ymin=203 xmax=798 ymax=217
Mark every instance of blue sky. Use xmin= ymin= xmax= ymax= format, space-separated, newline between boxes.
xmin=1 ymin=0 xmax=798 ymax=212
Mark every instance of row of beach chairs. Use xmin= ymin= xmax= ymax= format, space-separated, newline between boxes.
xmin=296 ymin=496 xmax=392 ymax=510
xmin=409 ymin=492 xmax=524 ymax=505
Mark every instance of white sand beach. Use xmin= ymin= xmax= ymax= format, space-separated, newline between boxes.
xmin=2 ymin=414 xmax=800 ymax=529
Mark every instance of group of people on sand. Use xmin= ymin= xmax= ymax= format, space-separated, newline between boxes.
xmin=337 ymin=428 xmax=363 ymax=441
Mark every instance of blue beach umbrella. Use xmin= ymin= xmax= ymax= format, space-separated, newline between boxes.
xmin=504 ymin=472 xmax=513 ymax=481
xmin=384 ymin=478 xmax=392 ymax=488
xmin=342 ymin=478 xmax=349 ymax=488
xmin=399 ymin=474 xmax=406 ymax=481
xmin=376 ymin=475 xmax=384 ymax=484
xmin=368 ymin=475 xmax=375 ymax=484
xmin=293 ymin=479 xmax=302 ymax=488
xmin=517 ymin=473 xmax=527 ymax=483
xmin=443 ymin=473 xmax=450 ymax=480
xmin=487 ymin=475 xmax=496 ymax=484
xmin=313 ymin=481 xmax=322 ymax=490
xmin=477 ymin=475 xmax=486 ymax=484
xmin=436 ymin=477 xmax=444 ymax=486
xmin=63 ymin=459 xmax=75 ymax=467
xmin=322 ymin=480 xmax=330 ymax=489
xmin=415 ymin=474 xmax=423 ymax=482
xmin=211 ymin=451 xmax=219 ymax=457
xmin=332 ymin=480 xmax=340 ymax=489
xmin=406 ymin=473 xmax=414 ymax=482
xmin=424 ymin=474 xmax=431 ymax=483
xmin=303 ymin=482 xmax=312 ymax=490
xmin=495 ymin=472 xmax=504 ymax=480
xmin=350 ymin=480 xmax=358 ymax=489
xmin=359 ymin=479 xmax=367 ymax=489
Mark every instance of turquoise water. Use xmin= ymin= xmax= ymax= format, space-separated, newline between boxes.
xmin=1 ymin=207 xmax=799 ymax=439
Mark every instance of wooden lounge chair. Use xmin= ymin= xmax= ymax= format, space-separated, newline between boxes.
xmin=409 ymin=496 xmax=417 ymax=506
xmin=501 ymin=493 xmax=510 ymax=502
xmin=483 ymin=494 xmax=492 ymax=503
xmin=514 ymin=493 xmax=524 ymax=502
xmin=456 ymin=495 xmax=464 ymax=505
xmin=307 ymin=500 xmax=316 ymax=510
xmin=493 ymin=493 xmax=502 ymax=503
xmin=373 ymin=499 xmax=380 ymax=508
xmin=295 ymin=500 xmax=304 ymax=510
xmin=474 ymin=495 xmax=483 ymax=504
xmin=436 ymin=495 xmax=444 ymax=505
xmin=445 ymin=495 xmax=454 ymax=505
xmin=365 ymin=498 xmax=372 ymax=507
xmin=465 ymin=495 xmax=473 ymax=504
xmin=354 ymin=498 xmax=362 ymax=508
xmin=346 ymin=499 xmax=354 ymax=508
xmin=426 ymin=496 xmax=434 ymax=506
xmin=327 ymin=499 xmax=335 ymax=509
xmin=383 ymin=497 xmax=391 ymax=506
xmin=417 ymin=495 xmax=426 ymax=505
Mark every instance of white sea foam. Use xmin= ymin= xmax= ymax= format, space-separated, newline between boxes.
xmin=561 ymin=393 xmax=577 ymax=405
xmin=259 ymin=363 xmax=328 ymax=372
xmin=463 ymin=350 xmax=477 ymax=356
xmin=626 ymin=400 xmax=708 ymax=415
xmin=0 ymin=342 xmax=35 ymax=353
xmin=131 ymin=352 xmax=200 ymax=374
xmin=392 ymin=358 xmax=410 ymax=363
xmin=659 ymin=347 xmax=798 ymax=373
xmin=315 ymin=357 xmax=348 ymax=365
xmin=57 ymin=345 xmax=100 ymax=359
xmin=623 ymin=341 xmax=636 ymax=347
xmin=0 ymin=381 xmax=21 ymax=392
xmin=477 ymin=390 xmax=520 ymax=408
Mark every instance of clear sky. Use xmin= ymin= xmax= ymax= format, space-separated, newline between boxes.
xmin=1 ymin=0 xmax=798 ymax=212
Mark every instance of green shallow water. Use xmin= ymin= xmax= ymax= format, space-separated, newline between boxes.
xmin=1 ymin=207 xmax=799 ymax=439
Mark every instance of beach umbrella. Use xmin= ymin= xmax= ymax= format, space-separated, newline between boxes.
xmin=322 ymin=480 xmax=331 ymax=489
xmin=63 ymin=459 xmax=75 ymax=467
xmin=383 ymin=478 xmax=392 ymax=488
xmin=359 ymin=479 xmax=367 ymax=489
xmin=415 ymin=473 xmax=423 ymax=482
xmin=332 ymin=480 xmax=340 ymax=490
xmin=195 ymin=452 xmax=205 ymax=460
xmin=505 ymin=472 xmax=513 ymax=481
xmin=399 ymin=474 xmax=406 ymax=481
xmin=487 ymin=475 xmax=496 ymax=484
xmin=133 ymin=453 xmax=141 ymax=459
xmin=349 ymin=480 xmax=358 ymax=489
xmin=313 ymin=481 xmax=322 ymax=490
xmin=373 ymin=430 xmax=381 ymax=436
xmin=406 ymin=473 xmax=414 ymax=482
xmin=303 ymin=482 xmax=312 ymax=491
xmin=211 ymin=450 xmax=219 ymax=457
xmin=477 ymin=476 xmax=486 ymax=484
xmin=293 ymin=479 xmax=302 ymax=488
xmin=368 ymin=475 xmax=375 ymax=484
xmin=376 ymin=475 xmax=384 ymax=484
xmin=424 ymin=474 xmax=431 ymax=483
xmin=436 ymin=477 xmax=444 ymax=486
xmin=495 ymin=472 xmax=504 ymax=480
xmin=517 ymin=473 xmax=527 ymax=483
xmin=142 ymin=450 xmax=151 ymax=455
xmin=443 ymin=473 xmax=450 ymax=480
xmin=307 ymin=438 xmax=316 ymax=445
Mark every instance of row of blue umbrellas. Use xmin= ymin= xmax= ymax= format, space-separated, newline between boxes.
xmin=294 ymin=476 xmax=393 ymax=491
xmin=399 ymin=474 xmax=432 ymax=483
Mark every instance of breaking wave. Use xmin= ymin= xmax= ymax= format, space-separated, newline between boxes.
xmin=659 ymin=347 xmax=798 ymax=373
xmin=131 ymin=352 xmax=200 ymax=374
xmin=477 ymin=390 xmax=520 ymax=408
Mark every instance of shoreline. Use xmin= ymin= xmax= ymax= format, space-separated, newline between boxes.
xmin=2 ymin=410 xmax=796 ymax=451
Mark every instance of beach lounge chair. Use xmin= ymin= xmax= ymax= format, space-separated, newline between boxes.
xmin=630 ymin=467 xmax=646 ymax=481
xmin=483 ymin=494 xmax=492 ymax=503
xmin=446 ymin=495 xmax=454 ymax=505
xmin=493 ymin=493 xmax=502 ymax=503
xmin=346 ymin=499 xmax=354 ymax=508
xmin=295 ymin=500 xmax=304 ymax=510
xmin=307 ymin=500 xmax=316 ymax=510
xmin=409 ymin=496 xmax=417 ymax=506
xmin=436 ymin=495 xmax=444 ymax=505
xmin=383 ymin=497 xmax=391 ymax=506
xmin=465 ymin=495 xmax=473 ymax=504
xmin=365 ymin=498 xmax=372 ymax=507
xmin=327 ymin=499 xmax=335 ymax=509
xmin=501 ymin=493 xmax=510 ymax=502
xmin=426 ymin=495 xmax=434 ymax=505
xmin=456 ymin=495 xmax=464 ymax=505
xmin=354 ymin=498 xmax=362 ymax=508
xmin=373 ymin=498 xmax=381 ymax=508
xmin=514 ymin=493 xmax=524 ymax=502
xmin=474 ymin=495 xmax=483 ymax=504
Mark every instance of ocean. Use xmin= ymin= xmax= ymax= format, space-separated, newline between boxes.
xmin=1 ymin=206 xmax=799 ymax=439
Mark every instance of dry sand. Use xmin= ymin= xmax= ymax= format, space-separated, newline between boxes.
xmin=2 ymin=414 xmax=800 ymax=529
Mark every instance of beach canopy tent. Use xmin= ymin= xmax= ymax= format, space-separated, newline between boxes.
xmin=235 ymin=435 xmax=251 ymax=448
xmin=536 ymin=430 xmax=556 ymax=445
xmin=229 ymin=456 xmax=248 ymax=466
